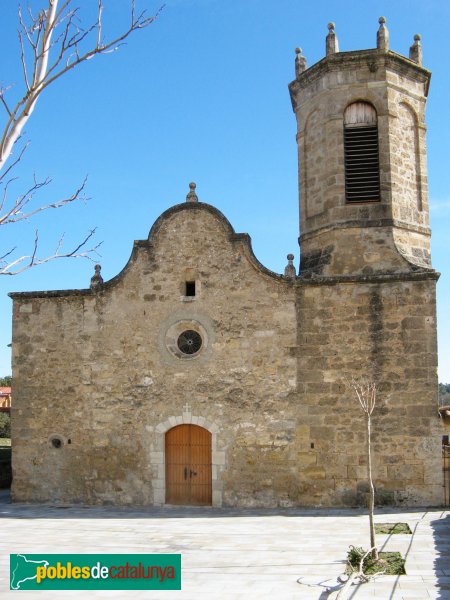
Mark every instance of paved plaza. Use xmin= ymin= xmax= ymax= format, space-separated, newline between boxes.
xmin=0 ymin=491 xmax=449 ymax=599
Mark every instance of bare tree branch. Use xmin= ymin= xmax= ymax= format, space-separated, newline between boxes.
xmin=0 ymin=142 xmax=29 ymax=184
xmin=0 ymin=1 xmax=165 ymax=171
xmin=18 ymin=32 xmax=31 ymax=91
xmin=0 ymin=175 xmax=88 ymax=225
xmin=18 ymin=6 xmax=35 ymax=51
xmin=1 ymin=1 xmax=163 ymax=275
xmin=97 ymin=0 xmax=103 ymax=48
xmin=336 ymin=546 xmax=386 ymax=599
xmin=0 ymin=247 xmax=17 ymax=262
xmin=0 ymin=86 xmax=13 ymax=117
xmin=346 ymin=376 xmax=379 ymax=561
xmin=0 ymin=227 xmax=102 ymax=276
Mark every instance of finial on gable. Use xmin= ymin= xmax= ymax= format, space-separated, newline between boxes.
xmin=326 ymin=22 xmax=339 ymax=56
xmin=295 ymin=47 xmax=307 ymax=77
xmin=377 ymin=16 xmax=389 ymax=51
xmin=409 ymin=34 xmax=423 ymax=65
xmin=284 ymin=254 xmax=296 ymax=279
xmin=90 ymin=264 xmax=103 ymax=290
xmin=186 ymin=182 xmax=198 ymax=203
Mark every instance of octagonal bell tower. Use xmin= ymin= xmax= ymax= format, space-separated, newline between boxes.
xmin=289 ymin=19 xmax=433 ymax=277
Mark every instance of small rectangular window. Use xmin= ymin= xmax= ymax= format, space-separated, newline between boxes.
xmin=185 ymin=281 xmax=196 ymax=297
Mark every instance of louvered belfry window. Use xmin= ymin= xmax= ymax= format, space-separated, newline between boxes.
xmin=344 ymin=102 xmax=380 ymax=203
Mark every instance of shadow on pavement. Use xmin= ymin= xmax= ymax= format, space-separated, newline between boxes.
xmin=431 ymin=512 xmax=450 ymax=600
xmin=1 ymin=491 xmax=445 ymax=525
xmin=1 ymin=493 xmax=371 ymax=520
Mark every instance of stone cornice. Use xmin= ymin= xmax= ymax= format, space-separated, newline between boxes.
xmin=289 ymin=49 xmax=431 ymax=112
xmin=299 ymin=218 xmax=431 ymax=242
xmin=297 ymin=269 xmax=439 ymax=286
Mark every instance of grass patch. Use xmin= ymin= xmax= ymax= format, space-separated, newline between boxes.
xmin=375 ymin=522 xmax=412 ymax=535
xmin=0 ymin=438 xmax=11 ymax=447
xmin=347 ymin=546 xmax=406 ymax=576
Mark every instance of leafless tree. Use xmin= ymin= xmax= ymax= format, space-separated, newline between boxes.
xmin=0 ymin=0 xmax=163 ymax=275
xmin=348 ymin=376 xmax=379 ymax=561
xmin=336 ymin=546 xmax=385 ymax=599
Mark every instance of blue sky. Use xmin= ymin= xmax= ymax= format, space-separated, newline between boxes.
xmin=1 ymin=0 xmax=449 ymax=381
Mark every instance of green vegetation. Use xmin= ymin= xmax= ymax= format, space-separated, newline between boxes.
xmin=347 ymin=546 xmax=406 ymax=576
xmin=0 ymin=375 xmax=11 ymax=386
xmin=439 ymin=383 xmax=450 ymax=406
xmin=375 ymin=522 xmax=412 ymax=535
xmin=0 ymin=413 xmax=10 ymax=438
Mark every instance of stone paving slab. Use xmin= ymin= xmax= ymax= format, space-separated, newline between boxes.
xmin=0 ymin=497 xmax=448 ymax=599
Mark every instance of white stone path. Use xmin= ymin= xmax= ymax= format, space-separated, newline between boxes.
xmin=0 ymin=496 xmax=449 ymax=599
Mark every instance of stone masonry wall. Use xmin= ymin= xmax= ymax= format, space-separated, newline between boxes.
xmin=10 ymin=202 xmax=442 ymax=506
xmin=296 ymin=275 xmax=442 ymax=506
xmin=11 ymin=203 xmax=298 ymax=506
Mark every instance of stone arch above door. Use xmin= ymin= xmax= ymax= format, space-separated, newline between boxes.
xmin=150 ymin=406 xmax=224 ymax=507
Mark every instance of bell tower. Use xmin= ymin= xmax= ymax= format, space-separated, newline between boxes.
xmin=289 ymin=19 xmax=433 ymax=277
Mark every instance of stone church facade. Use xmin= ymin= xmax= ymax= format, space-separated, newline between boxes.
xmin=10 ymin=20 xmax=445 ymax=507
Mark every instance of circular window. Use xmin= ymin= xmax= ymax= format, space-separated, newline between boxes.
xmin=177 ymin=330 xmax=202 ymax=355
xmin=50 ymin=437 xmax=63 ymax=449
xmin=164 ymin=319 xmax=209 ymax=360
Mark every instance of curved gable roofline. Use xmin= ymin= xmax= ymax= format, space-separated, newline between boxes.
xmin=99 ymin=202 xmax=241 ymax=291
xmin=9 ymin=202 xmax=286 ymax=299
xmin=148 ymin=201 xmax=285 ymax=281
xmin=148 ymin=201 xmax=236 ymax=242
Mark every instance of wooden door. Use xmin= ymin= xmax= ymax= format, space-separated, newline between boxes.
xmin=165 ymin=424 xmax=212 ymax=505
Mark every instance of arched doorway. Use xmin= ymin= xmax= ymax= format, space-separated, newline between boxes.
xmin=165 ymin=424 xmax=212 ymax=505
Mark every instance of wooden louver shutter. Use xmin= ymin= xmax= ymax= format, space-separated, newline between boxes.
xmin=344 ymin=102 xmax=380 ymax=203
